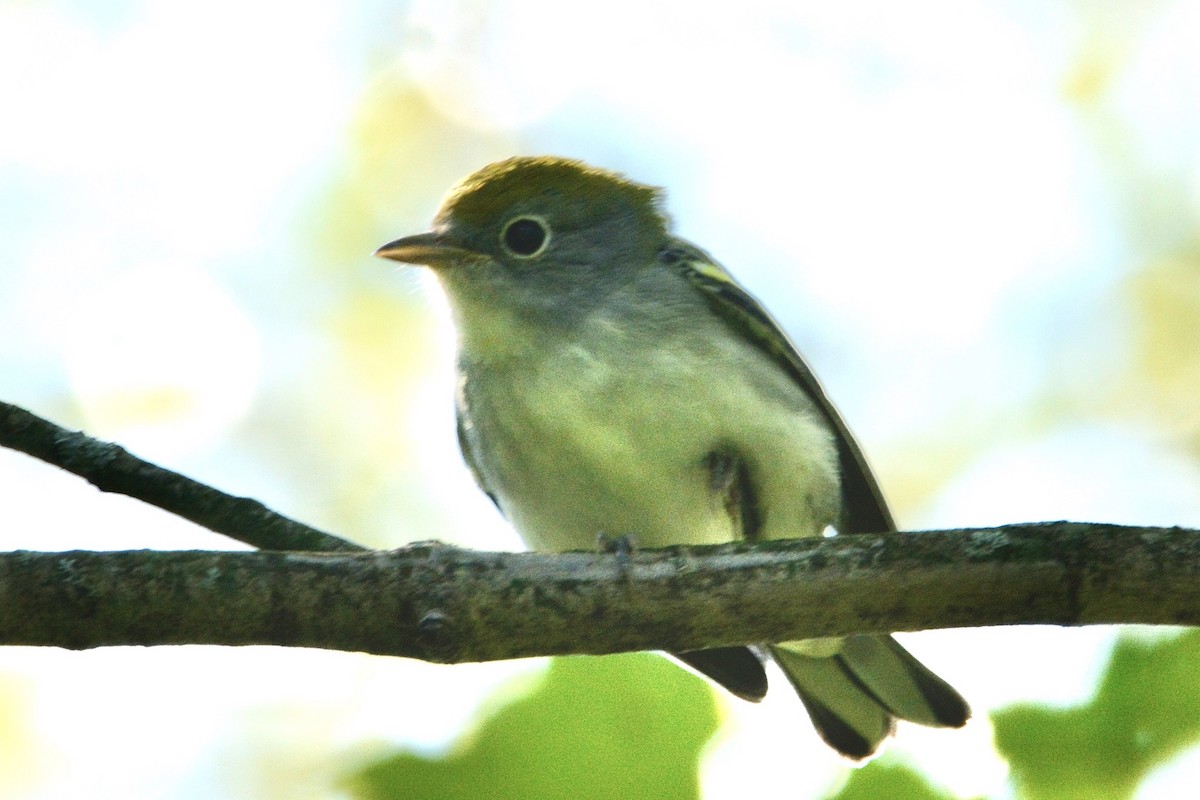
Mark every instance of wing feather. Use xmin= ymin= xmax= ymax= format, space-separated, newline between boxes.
xmin=662 ymin=241 xmax=895 ymax=535
xmin=456 ymin=405 xmax=501 ymax=511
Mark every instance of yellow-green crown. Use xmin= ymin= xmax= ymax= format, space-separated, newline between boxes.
xmin=435 ymin=156 xmax=669 ymax=236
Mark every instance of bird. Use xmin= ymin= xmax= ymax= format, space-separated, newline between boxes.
xmin=375 ymin=155 xmax=969 ymax=757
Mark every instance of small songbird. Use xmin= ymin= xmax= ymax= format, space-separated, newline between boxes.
xmin=376 ymin=156 xmax=969 ymax=757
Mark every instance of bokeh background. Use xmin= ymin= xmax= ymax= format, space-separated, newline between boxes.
xmin=3 ymin=0 xmax=1200 ymax=797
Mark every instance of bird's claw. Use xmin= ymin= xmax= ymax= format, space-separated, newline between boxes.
xmin=597 ymin=532 xmax=638 ymax=583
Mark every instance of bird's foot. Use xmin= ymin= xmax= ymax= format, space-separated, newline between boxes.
xmin=596 ymin=532 xmax=638 ymax=582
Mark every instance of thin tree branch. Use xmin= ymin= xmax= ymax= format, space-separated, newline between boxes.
xmin=2 ymin=523 xmax=1199 ymax=661
xmin=0 ymin=401 xmax=360 ymax=553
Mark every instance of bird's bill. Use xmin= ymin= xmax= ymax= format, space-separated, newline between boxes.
xmin=374 ymin=232 xmax=479 ymax=267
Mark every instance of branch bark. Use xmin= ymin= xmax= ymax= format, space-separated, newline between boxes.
xmin=2 ymin=523 xmax=1199 ymax=662
xmin=0 ymin=401 xmax=359 ymax=552
xmin=3 ymin=400 xmax=1199 ymax=662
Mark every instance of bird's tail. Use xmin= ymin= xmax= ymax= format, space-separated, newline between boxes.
xmin=771 ymin=634 xmax=970 ymax=758
xmin=672 ymin=646 xmax=768 ymax=702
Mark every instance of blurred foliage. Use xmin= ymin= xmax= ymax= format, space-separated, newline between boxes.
xmin=347 ymin=653 xmax=719 ymax=800
xmin=311 ymin=287 xmax=450 ymax=546
xmin=995 ymin=630 xmax=1200 ymax=800
xmin=1124 ymin=252 xmax=1200 ymax=450
xmin=824 ymin=758 xmax=968 ymax=800
xmin=346 ymin=632 xmax=1200 ymax=800
xmin=0 ymin=674 xmax=38 ymax=795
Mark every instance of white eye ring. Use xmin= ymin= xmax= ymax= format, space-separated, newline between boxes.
xmin=500 ymin=215 xmax=551 ymax=258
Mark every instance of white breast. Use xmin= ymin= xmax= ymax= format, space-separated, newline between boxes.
xmin=459 ymin=312 xmax=842 ymax=553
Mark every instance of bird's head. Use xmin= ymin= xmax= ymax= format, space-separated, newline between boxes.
xmin=376 ymin=156 xmax=670 ymax=300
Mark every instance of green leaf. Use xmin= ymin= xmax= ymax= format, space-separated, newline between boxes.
xmin=348 ymin=653 xmax=720 ymax=800
xmin=823 ymin=758 xmax=964 ymax=800
xmin=994 ymin=629 xmax=1200 ymax=800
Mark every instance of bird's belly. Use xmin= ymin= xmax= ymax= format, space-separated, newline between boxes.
xmin=479 ymin=372 xmax=734 ymax=551
xmin=461 ymin=340 xmax=840 ymax=553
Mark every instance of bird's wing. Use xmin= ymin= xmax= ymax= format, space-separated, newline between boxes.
xmin=456 ymin=406 xmax=501 ymax=511
xmin=663 ymin=240 xmax=895 ymax=535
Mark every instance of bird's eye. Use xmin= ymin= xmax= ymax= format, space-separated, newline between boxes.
xmin=500 ymin=216 xmax=550 ymax=258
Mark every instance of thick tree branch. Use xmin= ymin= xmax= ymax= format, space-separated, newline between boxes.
xmin=2 ymin=523 xmax=1199 ymax=661
xmin=0 ymin=401 xmax=360 ymax=553
xmin=4 ymin=399 xmax=1198 ymax=661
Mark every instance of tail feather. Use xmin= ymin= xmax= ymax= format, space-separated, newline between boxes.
xmin=672 ymin=647 xmax=768 ymax=702
xmin=840 ymin=635 xmax=970 ymax=728
xmin=772 ymin=635 xmax=969 ymax=758
xmin=771 ymin=645 xmax=894 ymax=758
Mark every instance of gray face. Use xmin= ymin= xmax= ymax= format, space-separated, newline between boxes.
xmin=428 ymin=164 xmax=673 ymax=330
